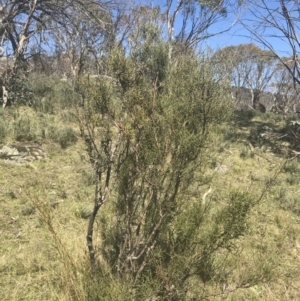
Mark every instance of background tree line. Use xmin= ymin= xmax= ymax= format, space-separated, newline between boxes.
xmin=0 ymin=0 xmax=298 ymax=112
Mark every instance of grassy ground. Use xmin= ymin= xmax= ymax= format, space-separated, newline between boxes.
xmin=1 ymin=106 xmax=300 ymax=300
xmin=0 ymin=106 xmax=92 ymax=300
xmin=208 ymin=111 xmax=300 ymax=300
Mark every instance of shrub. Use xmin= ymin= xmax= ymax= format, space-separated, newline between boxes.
xmin=46 ymin=125 xmax=78 ymax=148
xmin=59 ymin=109 xmax=77 ymax=123
xmin=279 ymin=196 xmax=300 ymax=215
xmin=13 ymin=116 xmax=37 ymax=141
xmin=283 ymin=160 xmax=300 ymax=174
xmin=0 ymin=118 xmax=8 ymax=143
xmin=55 ymin=127 xmax=78 ymax=149
xmin=28 ymin=74 xmax=79 ymax=113
xmin=78 ymin=43 xmax=257 ymax=300
xmin=240 ymin=145 xmax=254 ymax=159
xmin=34 ymin=96 xmax=55 ymax=114
xmin=7 ymin=70 xmax=33 ymax=106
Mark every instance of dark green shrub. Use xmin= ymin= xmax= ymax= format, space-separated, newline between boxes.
xmin=7 ymin=71 xmax=33 ymax=106
xmin=279 ymin=196 xmax=300 ymax=215
xmin=34 ymin=96 xmax=55 ymax=114
xmin=286 ymin=174 xmax=300 ymax=185
xmin=240 ymin=145 xmax=254 ymax=159
xmin=59 ymin=109 xmax=77 ymax=123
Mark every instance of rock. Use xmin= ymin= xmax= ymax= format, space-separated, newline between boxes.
xmin=214 ymin=164 xmax=229 ymax=173
xmin=0 ymin=143 xmax=45 ymax=164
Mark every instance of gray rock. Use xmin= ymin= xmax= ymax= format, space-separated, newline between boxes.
xmin=214 ymin=164 xmax=229 ymax=173
xmin=0 ymin=143 xmax=45 ymax=164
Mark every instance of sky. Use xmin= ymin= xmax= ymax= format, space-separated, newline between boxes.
xmin=3 ymin=0 xmax=295 ymax=60
xmin=206 ymin=21 xmax=292 ymax=56
xmin=205 ymin=2 xmax=294 ymax=57
xmin=142 ymin=0 xmax=296 ymax=58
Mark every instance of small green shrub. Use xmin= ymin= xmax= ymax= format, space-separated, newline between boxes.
xmin=279 ymin=196 xmax=300 ymax=215
xmin=59 ymin=109 xmax=77 ymax=123
xmin=21 ymin=203 xmax=36 ymax=215
xmin=223 ymin=127 xmax=245 ymax=142
xmin=5 ymin=189 xmax=17 ymax=199
xmin=218 ymin=141 xmax=230 ymax=153
xmin=33 ymin=97 xmax=55 ymax=114
xmin=13 ymin=116 xmax=37 ymax=141
xmin=46 ymin=125 xmax=78 ymax=148
xmin=74 ymin=204 xmax=93 ymax=219
xmin=283 ymin=160 xmax=300 ymax=174
xmin=56 ymin=84 xmax=78 ymax=109
xmin=55 ymin=127 xmax=78 ymax=148
xmin=0 ymin=118 xmax=8 ymax=143
xmin=42 ymin=124 xmax=56 ymax=140
xmin=277 ymin=187 xmax=287 ymax=200
xmin=286 ymin=174 xmax=300 ymax=185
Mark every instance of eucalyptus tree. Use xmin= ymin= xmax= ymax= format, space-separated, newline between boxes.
xmin=239 ymin=0 xmax=300 ymax=86
xmin=165 ymin=0 xmax=232 ymax=58
xmin=271 ymin=58 xmax=300 ymax=113
xmin=0 ymin=0 xmax=116 ymax=67
xmin=51 ymin=1 xmax=115 ymax=77
xmin=120 ymin=0 xmax=235 ymax=60
xmin=0 ymin=0 xmax=118 ymax=106
xmin=0 ymin=0 xmax=67 ymax=63
xmin=214 ymin=43 xmax=278 ymax=108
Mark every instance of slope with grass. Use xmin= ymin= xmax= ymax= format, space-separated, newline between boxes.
xmin=1 ymin=101 xmax=300 ymax=300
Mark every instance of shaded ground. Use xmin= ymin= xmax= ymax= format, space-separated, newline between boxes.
xmin=228 ymin=110 xmax=300 ymax=156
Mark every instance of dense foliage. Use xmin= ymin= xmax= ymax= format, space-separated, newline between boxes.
xmin=74 ymin=37 xmax=263 ymax=299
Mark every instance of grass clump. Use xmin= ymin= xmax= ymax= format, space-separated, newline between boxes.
xmin=279 ymin=196 xmax=300 ymax=215
xmin=283 ymin=159 xmax=300 ymax=174
xmin=44 ymin=124 xmax=78 ymax=148
xmin=52 ymin=126 xmax=78 ymax=149
xmin=81 ymin=169 xmax=96 ymax=186
xmin=53 ymin=126 xmax=78 ymax=149
xmin=13 ymin=116 xmax=38 ymax=142
xmin=240 ymin=145 xmax=255 ymax=159
xmin=0 ymin=118 xmax=8 ymax=143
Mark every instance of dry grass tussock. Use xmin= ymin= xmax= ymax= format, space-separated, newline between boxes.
xmin=1 ymin=108 xmax=300 ymax=300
